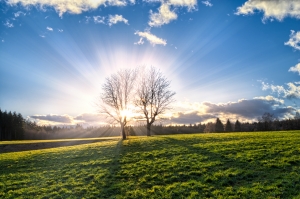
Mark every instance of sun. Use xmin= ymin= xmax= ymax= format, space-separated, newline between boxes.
xmin=120 ymin=109 xmax=134 ymax=120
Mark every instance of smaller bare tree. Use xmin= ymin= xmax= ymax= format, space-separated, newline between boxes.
xmin=99 ymin=68 xmax=137 ymax=140
xmin=135 ymin=67 xmax=175 ymax=136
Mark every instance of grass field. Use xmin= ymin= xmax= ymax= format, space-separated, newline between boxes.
xmin=0 ymin=131 xmax=300 ymax=198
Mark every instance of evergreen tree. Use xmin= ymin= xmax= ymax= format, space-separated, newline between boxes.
xmin=17 ymin=113 xmax=25 ymax=139
xmin=294 ymin=112 xmax=300 ymax=120
xmin=7 ymin=111 xmax=13 ymax=140
xmin=204 ymin=122 xmax=214 ymax=133
xmin=225 ymin=119 xmax=232 ymax=132
xmin=235 ymin=120 xmax=241 ymax=132
xmin=215 ymin=118 xmax=224 ymax=132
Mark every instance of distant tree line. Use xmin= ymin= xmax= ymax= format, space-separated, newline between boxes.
xmin=0 ymin=109 xmax=25 ymax=140
xmin=1 ymin=110 xmax=300 ymax=140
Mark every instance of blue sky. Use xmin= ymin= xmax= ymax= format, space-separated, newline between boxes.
xmin=1 ymin=0 xmax=300 ymax=126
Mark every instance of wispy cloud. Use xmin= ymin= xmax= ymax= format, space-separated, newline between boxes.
xmin=81 ymin=14 xmax=127 ymax=26
xmin=46 ymin=26 xmax=53 ymax=31
xmin=202 ymin=0 xmax=212 ymax=7
xmin=4 ymin=20 xmax=13 ymax=28
xmin=84 ymin=16 xmax=91 ymax=23
xmin=135 ymin=30 xmax=167 ymax=46
xmin=285 ymin=30 xmax=300 ymax=50
xmin=58 ymin=29 xmax=63 ymax=32
xmin=236 ymin=0 xmax=300 ymax=22
xmin=108 ymin=14 xmax=129 ymax=26
xmin=149 ymin=3 xmax=177 ymax=27
xmin=7 ymin=0 xmax=130 ymax=17
xmin=14 ymin=11 xmax=26 ymax=17
xmin=93 ymin=16 xmax=105 ymax=24
xmin=134 ymin=37 xmax=144 ymax=45
xmin=40 ymin=35 xmax=45 ymax=38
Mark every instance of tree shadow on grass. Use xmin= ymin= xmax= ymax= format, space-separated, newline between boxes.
xmin=0 ymin=139 xmax=124 ymax=198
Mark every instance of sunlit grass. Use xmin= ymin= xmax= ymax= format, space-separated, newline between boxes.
xmin=1 ymin=131 xmax=300 ymax=198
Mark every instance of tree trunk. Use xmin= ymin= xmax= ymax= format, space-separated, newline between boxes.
xmin=147 ymin=123 xmax=151 ymax=136
xmin=121 ymin=123 xmax=127 ymax=140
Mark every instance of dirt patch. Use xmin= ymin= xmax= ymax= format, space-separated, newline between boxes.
xmin=0 ymin=139 xmax=114 ymax=153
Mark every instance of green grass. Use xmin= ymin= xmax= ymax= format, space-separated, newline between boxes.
xmin=1 ymin=131 xmax=300 ymax=198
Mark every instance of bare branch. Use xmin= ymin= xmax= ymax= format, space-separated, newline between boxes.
xmin=135 ymin=66 xmax=175 ymax=136
xmin=98 ymin=68 xmax=138 ymax=139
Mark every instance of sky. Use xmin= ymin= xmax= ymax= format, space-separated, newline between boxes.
xmin=1 ymin=0 xmax=300 ymax=126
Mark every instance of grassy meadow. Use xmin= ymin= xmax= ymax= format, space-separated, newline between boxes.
xmin=1 ymin=131 xmax=300 ymax=198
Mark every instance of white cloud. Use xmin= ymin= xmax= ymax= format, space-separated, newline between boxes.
xmin=7 ymin=0 xmax=129 ymax=17
xmin=147 ymin=0 xmax=197 ymax=26
xmin=108 ymin=14 xmax=129 ymax=26
xmin=58 ymin=29 xmax=63 ymax=32
xmin=289 ymin=62 xmax=300 ymax=75
xmin=46 ymin=26 xmax=53 ymax=31
xmin=285 ymin=30 xmax=300 ymax=50
xmin=285 ymin=82 xmax=300 ymax=99
xmin=149 ymin=3 xmax=177 ymax=27
xmin=202 ymin=0 xmax=212 ymax=7
xmin=134 ymin=37 xmax=144 ymax=45
xmin=4 ymin=20 xmax=13 ymax=28
xmin=236 ymin=0 xmax=300 ymax=21
xmin=40 ymin=35 xmax=45 ymax=38
xmin=261 ymin=81 xmax=286 ymax=95
xmin=168 ymin=0 xmax=197 ymax=10
xmin=261 ymin=81 xmax=300 ymax=99
xmin=253 ymin=95 xmax=284 ymax=105
xmin=135 ymin=30 xmax=167 ymax=46
xmin=93 ymin=16 xmax=105 ymax=24
xmin=7 ymin=0 xmax=195 ymax=26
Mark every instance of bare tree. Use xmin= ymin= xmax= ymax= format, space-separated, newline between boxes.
xmin=99 ymin=68 xmax=137 ymax=140
xmin=135 ymin=67 xmax=175 ymax=136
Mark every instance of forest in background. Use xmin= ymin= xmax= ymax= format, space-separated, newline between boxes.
xmin=1 ymin=109 xmax=300 ymax=140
